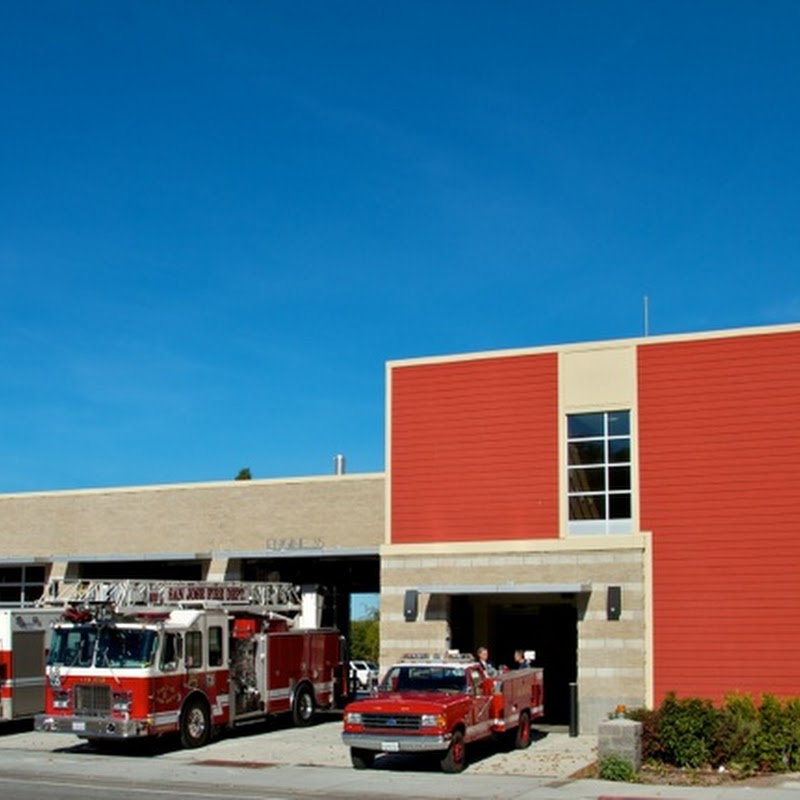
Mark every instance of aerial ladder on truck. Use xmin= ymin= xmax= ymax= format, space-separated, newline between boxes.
xmin=38 ymin=578 xmax=305 ymax=618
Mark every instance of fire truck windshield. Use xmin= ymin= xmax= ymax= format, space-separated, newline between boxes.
xmin=48 ymin=626 xmax=97 ymax=667
xmin=48 ymin=626 xmax=159 ymax=668
xmin=97 ymin=626 xmax=159 ymax=667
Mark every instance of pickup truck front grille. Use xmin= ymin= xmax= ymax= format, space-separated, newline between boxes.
xmin=361 ymin=713 xmax=421 ymax=731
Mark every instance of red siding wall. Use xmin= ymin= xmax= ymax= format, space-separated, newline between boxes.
xmin=390 ymin=353 xmax=559 ymax=544
xmin=639 ymin=331 xmax=800 ymax=704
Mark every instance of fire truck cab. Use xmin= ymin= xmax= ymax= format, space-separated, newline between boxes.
xmin=35 ymin=579 xmax=349 ymax=748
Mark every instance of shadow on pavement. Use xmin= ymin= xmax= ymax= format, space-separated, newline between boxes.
xmin=359 ymin=729 xmax=553 ymax=773
xmin=53 ymin=709 xmax=343 ymax=758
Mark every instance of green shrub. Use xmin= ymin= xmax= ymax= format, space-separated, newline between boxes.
xmin=713 ymin=693 xmax=759 ymax=771
xmin=637 ymin=692 xmax=800 ymax=775
xmin=755 ymin=694 xmax=792 ymax=772
xmin=598 ymin=754 xmax=636 ymax=782
xmin=626 ymin=706 xmax=664 ymax=762
xmin=628 ymin=692 xmax=800 ymax=776
xmin=783 ymin=697 xmax=800 ymax=771
xmin=658 ymin=693 xmax=717 ymax=768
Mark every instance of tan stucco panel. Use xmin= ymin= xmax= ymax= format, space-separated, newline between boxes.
xmin=560 ymin=344 xmax=637 ymax=411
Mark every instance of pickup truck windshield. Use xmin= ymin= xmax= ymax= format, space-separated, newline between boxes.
xmin=380 ymin=665 xmax=468 ymax=693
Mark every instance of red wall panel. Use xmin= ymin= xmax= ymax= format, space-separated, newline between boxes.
xmin=391 ymin=353 xmax=559 ymax=544
xmin=639 ymin=331 xmax=800 ymax=704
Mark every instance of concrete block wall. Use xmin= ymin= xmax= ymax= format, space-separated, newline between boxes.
xmin=379 ymin=537 xmax=649 ymax=733
xmin=576 ymin=549 xmax=648 ymax=730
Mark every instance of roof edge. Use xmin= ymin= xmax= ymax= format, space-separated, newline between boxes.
xmin=386 ymin=321 xmax=800 ymax=369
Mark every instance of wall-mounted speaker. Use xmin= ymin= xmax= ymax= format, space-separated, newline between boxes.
xmin=403 ymin=589 xmax=419 ymax=622
xmin=607 ymin=585 xmax=622 ymax=621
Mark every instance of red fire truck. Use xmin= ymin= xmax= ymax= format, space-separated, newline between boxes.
xmin=34 ymin=579 xmax=349 ymax=748
xmin=342 ymin=652 xmax=544 ymax=772
xmin=0 ymin=607 xmax=62 ymax=724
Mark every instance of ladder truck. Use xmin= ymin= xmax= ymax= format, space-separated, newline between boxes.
xmin=34 ymin=579 xmax=350 ymax=748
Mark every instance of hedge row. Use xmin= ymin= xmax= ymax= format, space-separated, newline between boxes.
xmin=626 ymin=693 xmax=800 ymax=774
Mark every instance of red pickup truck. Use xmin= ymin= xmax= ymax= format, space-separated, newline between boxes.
xmin=341 ymin=652 xmax=544 ymax=772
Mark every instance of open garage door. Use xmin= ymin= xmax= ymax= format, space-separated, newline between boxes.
xmin=429 ymin=584 xmax=585 ymax=726
xmin=490 ymin=601 xmax=577 ymax=724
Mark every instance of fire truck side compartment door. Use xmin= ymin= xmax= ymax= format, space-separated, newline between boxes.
xmin=11 ymin=631 xmax=47 ymax=716
xmin=256 ymin=634 xmax=267 ymax=701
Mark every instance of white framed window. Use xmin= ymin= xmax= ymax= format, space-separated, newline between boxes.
xmin=567 ymin=410 xmax=631 ymax=535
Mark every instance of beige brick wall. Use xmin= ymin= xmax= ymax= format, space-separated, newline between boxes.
xmin=0 ymin=474 xmax=385 ymax=559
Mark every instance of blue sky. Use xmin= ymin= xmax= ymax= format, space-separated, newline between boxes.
xmin=2 ymin=1 xmax=799 ymax=493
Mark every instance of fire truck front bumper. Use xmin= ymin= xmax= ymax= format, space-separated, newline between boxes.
xmin=342 ymin=731 xmax=452 ymax=753
xmin=35 ymin=714 xmax=151 ymax=739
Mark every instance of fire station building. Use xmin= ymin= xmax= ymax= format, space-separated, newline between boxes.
xmin=2 ymin=322 xmax=799 ymax=732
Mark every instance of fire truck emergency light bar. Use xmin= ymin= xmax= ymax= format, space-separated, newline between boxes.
xmin=400 ymin=651 xmax=475 ymax=663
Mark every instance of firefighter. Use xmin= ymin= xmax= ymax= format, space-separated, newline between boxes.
xmin=477 ymin=646 xmax=495 ymax=676
xmin=513 ymin=649 xmax=531 ymax=669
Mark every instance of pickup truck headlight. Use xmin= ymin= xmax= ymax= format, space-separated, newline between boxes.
xmin=344 ymin=711 xmax=363 ymax=725
xmin=420 ymin=714 xmax=446 ymax=729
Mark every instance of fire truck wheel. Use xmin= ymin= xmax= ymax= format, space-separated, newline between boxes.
xmin=180 ymin=697 xmax=211 ymax=749
xmin=350 ymin=747 xmax=375 ymax=769
xmin=291 ymin=684 xmax=315 ymax=727
xmin=514 ymin=710 xmax=531 ymax=749
xmin=440 ymin=729 xmax=466 ymax=773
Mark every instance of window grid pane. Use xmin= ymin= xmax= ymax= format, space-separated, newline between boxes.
xmin=568 ymin=441 xmax=606 ymax=465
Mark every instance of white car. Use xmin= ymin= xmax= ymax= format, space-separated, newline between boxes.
xmin=350 ymin=660 xmax=379 ymax=690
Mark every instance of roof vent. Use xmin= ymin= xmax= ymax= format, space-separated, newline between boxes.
xmin=333 ymin=454 xmax=346 ymax=475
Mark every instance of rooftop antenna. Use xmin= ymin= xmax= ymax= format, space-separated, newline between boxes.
xmin=643 ymin=295 xmax=650 ymax=337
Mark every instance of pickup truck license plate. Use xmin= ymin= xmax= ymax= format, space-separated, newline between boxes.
xmin=381 ymin=741 xmax=400 ymax=752
xmin=72 ymin=721 xmax=86 ymax=732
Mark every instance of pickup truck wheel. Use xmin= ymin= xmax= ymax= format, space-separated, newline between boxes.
xmin=350 ymin=747 xmax=375 ymax=769
xmin=514 ymin=710 xmax=531 ymax=749
xmin=440 ymin=729 xmax=466 ymax=773
xmin=292 ymin=684 xmax=315 ymax=727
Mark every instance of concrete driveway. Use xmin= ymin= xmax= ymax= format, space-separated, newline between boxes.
xmin=4 ymin=717 xmax=598 ymax=780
